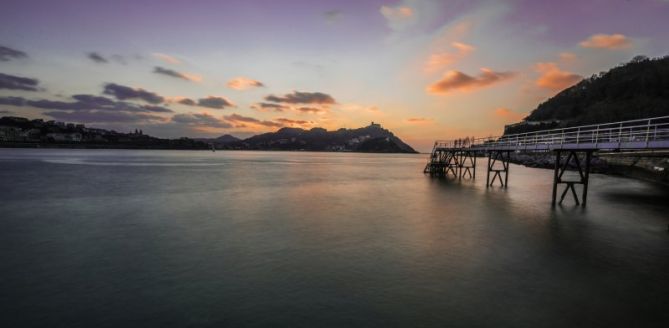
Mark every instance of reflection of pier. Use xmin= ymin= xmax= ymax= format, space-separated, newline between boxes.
xmin=425 ymin=116 xmax=669 ymax=207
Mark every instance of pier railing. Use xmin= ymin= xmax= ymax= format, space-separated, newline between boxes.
xmin=433 ymin=115 xmax=669 ymax=152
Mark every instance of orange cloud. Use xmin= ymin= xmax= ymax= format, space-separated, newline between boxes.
xmin=579 ymin=33 xmax=631 ymax=49
xmin=425 ymin=42 xmax=475 ymax=72
xmin=534 ymin=62 xmax=582 ymax=90
xmin=406 ymin=117 xmax=433 ymax=124
xmin=227 ymin=77 xmax=265 ymax=90
xmin=492 ymin=108 xmax=524 ymax=122
xmin=153 ymin=53 xmax=181 ymax=65
xmin=427 ymin=68 xmax=516 ymax=94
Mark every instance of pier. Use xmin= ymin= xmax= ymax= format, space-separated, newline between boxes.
xmin=425 ymin=116 xmax=669 ymax=206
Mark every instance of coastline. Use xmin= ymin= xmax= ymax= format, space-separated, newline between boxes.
xmin=0 ymin=142 xmax=420 ymax=154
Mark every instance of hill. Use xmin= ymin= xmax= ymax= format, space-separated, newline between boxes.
xmin=224 ymin=123 xmax=418 ymax=153
xmin=505 ymin=55 xmax=669 ymax=134
xmin=195 ymin=134 xmax=241 ymax=146
xmin=0 ymin=116 xmax=417 ymax=153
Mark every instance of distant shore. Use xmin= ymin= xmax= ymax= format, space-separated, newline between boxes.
xmin=0 ymin=142 xmax=422 ymax=154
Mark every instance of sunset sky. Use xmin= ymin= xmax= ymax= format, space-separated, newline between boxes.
xmin=1 ymin=0 xmax=669 ymax=151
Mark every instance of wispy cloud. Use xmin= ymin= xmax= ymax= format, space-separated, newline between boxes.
xmin=0 ymin=95 xmax=172 ymax=113
xmin=275 ymin=118 xmax=312 ymax=126
xmin=44 ymin=111 xmax=164 ymax=123
xmin=579 ymin=33 xmax=631 ymax=50
xmin=265 ymin=91 xmax=336 ymax=105
xmin=0 ymin=73 xmax=40 ymax=91
xmin=425 ymin=42 xmax=475 ymax=72
xmin=380 ymin=4 xmax=414 ymax=30
xmin=153 ymin=66 xmax=202 ymax=82
xmin=227 ymin=77 xmax=265 ymax=90
xmin=296 ymin=107 xmax=325 ymax=114
xmin=224 ymin=113 xmax=283 ymax=128
xmin=534 ymin=62 xmax=582 ymax=90
xmin=427 ymin=68 xmax=516 ymax=94
xmin=172 ymin=112 xmax=232 ymax=128
xmin=0 ymin=45 xmax=28 ymax=62
xmin=153 ymin=53 xmax=182 ymax=64
xmin=251 ymin=102 xmax=288 ymax=112
xmin=406 ymin=117 xmax=433 ymax=124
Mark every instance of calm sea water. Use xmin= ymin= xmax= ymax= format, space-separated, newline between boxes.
xmin=1 ymin=149 xmax=668 ymax=327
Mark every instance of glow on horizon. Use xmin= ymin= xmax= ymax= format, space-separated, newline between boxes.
xmin=1 ymin=0 xmax=668 ymax=152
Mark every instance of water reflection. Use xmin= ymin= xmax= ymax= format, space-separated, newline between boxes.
xmin=0 ymin=149 xmax=668 ymax=327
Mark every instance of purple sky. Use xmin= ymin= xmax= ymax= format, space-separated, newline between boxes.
xmin=1 ymin=0 xmax=668 ymax=151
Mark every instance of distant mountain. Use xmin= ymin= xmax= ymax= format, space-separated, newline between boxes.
xmin=195 ymin=134 xmax=241 ymax=146
xmin=1 ymin=116 xmax=417 ymax=153
xmin=505 ymin=55 xmax=669 ymax=134
xmin=224 ymin=123 xmax=418 ymax=153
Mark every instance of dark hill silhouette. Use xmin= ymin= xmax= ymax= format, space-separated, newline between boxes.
xmin=505 ymin=55 xmax=669 ymax=134
xmin=225 ymin=123 xmax=417 ymax=153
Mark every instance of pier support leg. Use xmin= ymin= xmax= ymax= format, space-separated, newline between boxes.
xmin=551 ymin=150 xmax=593 ymax=207
xmin=486 ymin=150 xmax=511 ymax=188
xmin=486 ymin=155 xmax=492 ymax=186
xmin=458 ymin=150 xmax=477 ymax=180
xmin=551 ymin=150 xmax=561 ymax=207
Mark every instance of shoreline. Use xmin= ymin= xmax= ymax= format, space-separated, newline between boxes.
xmin=0 ymin=143 xmax=420 ymax=154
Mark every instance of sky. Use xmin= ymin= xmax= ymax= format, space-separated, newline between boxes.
xmin=1 ymin=0 xmax=668 ymax=152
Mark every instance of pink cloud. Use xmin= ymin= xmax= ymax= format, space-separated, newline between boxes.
xmin=153 ymin=53 xmax=181 ymax=65
xmin=579 ymin=33 xmax=631 ymax=50
xmin=534 ymin=62 xmax=582 ymax=90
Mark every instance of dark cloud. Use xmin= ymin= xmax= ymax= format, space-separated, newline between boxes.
xmin=0 ymin=72 xmax=39 ymax=91
xmin=252 ymin=102 xmax=288 ymax=112
xmin=0 ymin=45 xmax=28 ymax=62
xmin=87 ymin=52 xmax=108 ymax=63
xmin=177 ymin=98 xmax=197 ymax=106
xmin=172 ymin=113 xmax=232 ymax=128
xmin=0 ymin=96 xmax=27 ymax=106
xmin=0 ymin=110 xmax=11 ymax=114
xmin=0 ymin=95 xmax=172 ymax=113
xmin=224 ymin=113 xmax=283 ymax=127
xmin=176 ymin=96 xmax=234 ymax=109
xmin=265 ymin=91 xmax=336 ymax=104
xmin=103 ymin=83 xmax=165 ymax=104
xmin=44 ymin=111 xmax=164 ymax=123
xmin=197 ymin=96 xmax=234 ymax=109
xmin=153 ymin=66 xmax=198 ymax=81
